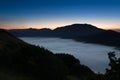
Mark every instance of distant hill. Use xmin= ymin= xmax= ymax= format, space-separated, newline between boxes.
xmin=0 ymin=29 xmax=95 ymax=80
xmin=9 ymin=24 xmax=104 ymax=38
xmin=9 ymin=23 xmax=120 ymax=47
xmin=9 ymin=28 xmax=53 ymax=37
xmin=76 ymin=30 xmax=120 ymax=47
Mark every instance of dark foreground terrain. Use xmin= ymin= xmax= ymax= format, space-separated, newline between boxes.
xmin=0 ymin=29 xmax=120 ymax=80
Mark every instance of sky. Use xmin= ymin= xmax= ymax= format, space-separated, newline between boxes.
xmin=0 ymin=0 xmax=120 ymax=30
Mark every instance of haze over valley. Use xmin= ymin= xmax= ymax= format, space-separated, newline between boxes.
xmin=20 ymin=37 xmax=120 ymax=73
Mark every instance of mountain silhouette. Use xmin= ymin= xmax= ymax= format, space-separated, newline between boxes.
xmin=76 ymin=30 xmax=120 ymax=46
xmin=53 ymin=24 xmax=104 ymax=38
xmin=9 ymin=24 xmax=104 ymax=38
xmin=9 ymin=23 xmax=120 ymax=47
xmin=9 ymin=28 xmax=53 ymax=37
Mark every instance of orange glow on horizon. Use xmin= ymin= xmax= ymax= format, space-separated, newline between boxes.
xmin=0 ymin=22 xmax=119 ymax=30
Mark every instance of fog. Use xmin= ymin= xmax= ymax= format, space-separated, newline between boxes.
xmin=20 ymin=37 xmax=120 ymax=73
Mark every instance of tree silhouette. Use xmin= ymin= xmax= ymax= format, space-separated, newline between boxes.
xmin=105 ymin=52 xmax=120 ymax=80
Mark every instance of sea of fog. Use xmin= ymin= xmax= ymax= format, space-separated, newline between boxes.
xmin=20 ymin=37 xmax=120 ymax=73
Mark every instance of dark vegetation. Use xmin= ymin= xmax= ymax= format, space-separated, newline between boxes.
xmin=9 ymin=24 xmax=120 ymax=47
xmin=55 ymin=54 xmax=95 ymax=80
xmin=105 ymin=52 xmax=120 ymax=80
xmin=96 ymin=52 xmax=120 ymax=80
xmin=0 ymin=29 xmax=120 ymax=80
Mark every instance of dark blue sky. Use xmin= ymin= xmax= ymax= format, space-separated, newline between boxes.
xmin=0 ymin=0 xmax=120 ymax=29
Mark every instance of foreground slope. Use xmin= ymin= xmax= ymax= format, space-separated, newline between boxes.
xmin=0 ymin=29 xmax=95 ymax=80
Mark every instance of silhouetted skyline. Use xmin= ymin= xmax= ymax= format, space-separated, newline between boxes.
xmin=0 ymin=0 xmax=120 ymax=29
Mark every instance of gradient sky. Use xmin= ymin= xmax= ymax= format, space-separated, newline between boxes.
xmin=0 ymin=0 xmax=120 ymax=30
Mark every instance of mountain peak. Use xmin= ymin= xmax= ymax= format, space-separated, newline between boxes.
xmin=71 ymin=23 xmax=94 ymax=26
xmin=54 ymin=23 xmax=103 ymax=34
xmin=54 ymin=23 xmax=100 ymax=30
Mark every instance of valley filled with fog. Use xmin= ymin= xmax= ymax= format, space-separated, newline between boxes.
xmin=20 ymin=37 xmax=120 ymax=73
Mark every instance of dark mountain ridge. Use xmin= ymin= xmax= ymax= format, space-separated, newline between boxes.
xmin=53 ymin=24 xmax=104 ymax=38
xmin=9 ymin=24 xmax=104 ymax=38
xmin=9 ymin=28 xmax=52 ymax=37
xmin=9 ymin=23 xmax=120 ymax=47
